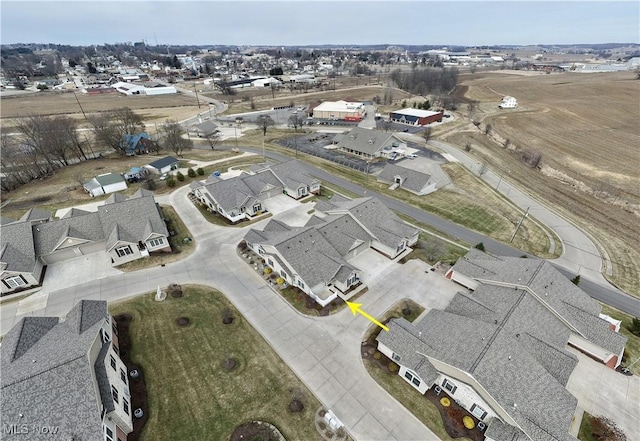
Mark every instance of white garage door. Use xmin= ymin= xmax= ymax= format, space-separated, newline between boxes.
xmin=42 ymin=248 xmax=79 ymax=264
xmin=79 ymin=242 xmax=105 ymax=255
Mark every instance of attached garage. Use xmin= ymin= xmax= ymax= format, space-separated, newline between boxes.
xmin=41 ymin=248 xmax=80 ymax=264
xmin=346 ymin=241 xmax=369 ymax=259
xmin=79 ymin=241 xmax=106 ymax=255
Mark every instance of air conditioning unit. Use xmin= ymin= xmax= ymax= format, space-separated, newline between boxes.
xmin=477 ymin=421 xmax=486 ymax=431
xmin=434 ymin=386 xmax=442 ymax=395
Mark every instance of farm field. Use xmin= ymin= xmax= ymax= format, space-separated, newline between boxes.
xmin=443 ymin=70 xmax=640 ymax=295
xmin=0 ymin=89 xmax=201 ymax=123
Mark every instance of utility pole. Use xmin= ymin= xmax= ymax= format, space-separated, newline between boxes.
xmin=510 ymin=207 xmax=530 ymax=243
xmin=193 ymin=83 xmax=201 ymax=109
xmin=73 ymin=91 xmax=87 ymax=120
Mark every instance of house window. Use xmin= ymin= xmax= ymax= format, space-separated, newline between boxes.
xmin=116 ymin=245 xmax=133 ymax=258
xmin=347 ymin=274 xmax=358 ymax=286
xmin=3 ymin=275 xmax=27 ymax=289
xmin=148 ymin=237 xmax=164 ymax=248
xmin=258 ymin=247 xmax=264 ymax=255
xmin=297 ymin=279 xmax=305 ymax=289
xmin=280 ymin=270 xmax=288 ymax=280
xmin=253 ymin=203 xmax=262 ymax=213
xmin=392 ymin=353 xmax=401 ymax=362
xmin=112 ymin=322 xmax=118 ymax=335
xmin=111 ymin=386 xmax=119 ymax=404
xmin=123 ymin=398 xmax=130 ymax=415
xmin=404 ymin=370 xmax=421 ymax=388
xmin=110 ymin=355 xmax=117 ymax=371
xmin=105 ymin=426 xmax=114 ymax=441
xmin=101 ymin=329 xmax=111 ymax=343
xmin=268 ymin=259 xmax=274 ymax=267
xmin=442 ymin=379 xmax=457 ymax=395
xmin=112 ymin=344 xmax=119 ymax=356
xmin=120 ymin=368 xmax=127 ymax=383
xmin=470 ymin=404 xmax=488 ymax=420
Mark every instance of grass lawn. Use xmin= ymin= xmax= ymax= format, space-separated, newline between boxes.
xmin=599 ymin=303 xmax=640 ymax=376
xmin=109 ymin=285 xmax=323 ymax=441
xmin=400 ymin=232 xmax=468 ymax=266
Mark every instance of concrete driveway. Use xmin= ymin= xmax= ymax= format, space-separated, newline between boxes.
xmin=43 ymin=252 xmax=121 ymax=293
xmin=567 ymin=347 xmax=640 ymax=438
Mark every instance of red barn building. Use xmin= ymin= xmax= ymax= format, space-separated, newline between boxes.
xmin=389 ymin=108 xmax=443 ymax=126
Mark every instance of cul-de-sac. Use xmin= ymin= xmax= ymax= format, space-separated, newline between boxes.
xmin=1 ymin=3 xmax=639 ymax=441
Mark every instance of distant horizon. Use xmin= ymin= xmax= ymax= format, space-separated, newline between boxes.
xmin=2 ymin=1 xmax=639 ymax=47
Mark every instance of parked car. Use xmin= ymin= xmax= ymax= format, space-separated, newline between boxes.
xmin=406 ymin=154 xmax=418 ymax=159
xmin=159 ymin=173 xmax=168 ymax=181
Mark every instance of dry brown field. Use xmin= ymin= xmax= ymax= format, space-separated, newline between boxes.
xmin=442 ymin=71 xmax=640 ymax=295
xmin=0 ymin=89 xmax=201 ymax=124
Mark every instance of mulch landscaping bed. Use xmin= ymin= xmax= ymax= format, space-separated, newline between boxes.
xmin=114 ymin=314 xmax=149 ymax=441
xmin=425 ymin=389 xmax=485 ymax=441
xmin=229 ymin=421 xmax=283 ymax=441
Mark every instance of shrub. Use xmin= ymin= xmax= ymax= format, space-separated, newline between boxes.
xmin=463 ymin=416 xmax=475 ymax=429
xmin=388 ymin=363 xmax=398 ymax=373
xmin=187 ymin=168 xmax=196 ymax=177
xmin=373 ymin=352 xmax=381 ymax=360
xmin=176 ymin=171 xmax=185 ymax=182
xmin=166 ymin=177 xmax=176 ymax=187
xmin=629 ymin=317 xmax=640 ymax=336
xmin=196 ymin=167 xmax=204 ymax=175
xmin=143 ymin=178 xmax=156 ymax=191
xmin=276 ymin=277 xmax=285 ymax=285
xmin=440 ymin=397 xmax=451 ymax=407
xmin=263 ymin=267 xmax=272 ymax=275
xmin=474 ymin=242 xmax=485 ymax=251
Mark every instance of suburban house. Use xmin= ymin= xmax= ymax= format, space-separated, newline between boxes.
xmin=377 ymin=250 xmax=627 ymax=441
xmin=191 ymin=160 xmax=320 ymax=223
xmin=445 ymin=250 xmax=627 ymax=369
xmin=332 ymin=127 xmax=407 ymax=159
xmin=120 ymin=132 xmax=157 ymax=156
xmin=188 ymin=120 xmax=219 ymax=138
xmin=83 ymin=172 xmax=128 ymax=197
xmin=144 ymin=156 xmax=179 ymax=175
xmin=1 ymin=300 xmax=134 ymax=441
xmin=499 ymin=96 xmax=518 ymax=109
xmin=377 ymin=163 xmax=439 ymax=195
xmin=123 ymin=166 xmax=148 ymax=182
xmin=0 ymin=209 xmax=51 ymax=294
xmin=389 ymin=108 xmax=444 ymax=126
xmin=0 ymin=190 xmax=170 ymax=295
xmin=243 ymin=195 xmax=418 ymax=306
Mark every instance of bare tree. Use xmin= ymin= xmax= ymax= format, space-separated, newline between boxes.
xmin=71 ymin=170 xmax=86 ymax=188
xmin=422 ymin=126 xmax=433 ymax=143
xmin=89 ymin=107 xmax=145 ymax=154
xmin=160 ymin=120 xmax=193 ymax=157
xmin=521 ymin=150 xmax=542 ymax=168
xmin=288 ymin=114 xmax=305 ymax=131
xmin=257 ymin=115 xmax=275 ymax=136
xmin=204 ymin=131 xmax=221 ymax=150
xmin=464 ymin=142 xmax=472 ymax=152
xmin=382 ymin=119 xmax=393 ymax=133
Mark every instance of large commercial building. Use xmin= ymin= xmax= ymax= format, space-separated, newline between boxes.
xmin=312 ymin=100 xmax=365 ymax=121
xmin=389 ymin=108 xmax=443 ymax=126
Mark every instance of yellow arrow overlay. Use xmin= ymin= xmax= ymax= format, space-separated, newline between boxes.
xmin=346 ymin=301 xmax=389 ymax=332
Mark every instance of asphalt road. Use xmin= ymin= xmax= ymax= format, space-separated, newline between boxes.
xmin=234 ymin=146 xmax=640 ymax=316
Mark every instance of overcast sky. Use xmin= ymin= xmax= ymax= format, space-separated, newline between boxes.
xmin=2 ymin=1 xmax=639 ymax=47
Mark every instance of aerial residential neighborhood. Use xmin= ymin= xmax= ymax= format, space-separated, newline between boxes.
xmin=1 ymin=2 xmax=639 ymax=441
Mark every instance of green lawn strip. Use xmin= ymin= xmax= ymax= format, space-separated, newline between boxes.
xmin=399 ymin=233 xmax=468 ymax=266
xmin=599 ymin=303 xmax=640 ymax=375
xmin=109 ymin=286 xmax=323 ymax=441
xmin=577 ymin=412 xmax=596 ymax=441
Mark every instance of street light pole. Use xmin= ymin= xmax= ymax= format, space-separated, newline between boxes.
xmin=510 ymin=207 xmax=530 ymax=243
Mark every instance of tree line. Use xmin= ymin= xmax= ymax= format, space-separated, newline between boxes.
xmin=388 ymin=67 xmax=459 ymax=97
xmin=2 ymin=107 xmax=194 ymax=192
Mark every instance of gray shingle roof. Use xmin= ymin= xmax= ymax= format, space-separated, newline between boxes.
xmin=18 ymin=208 xmax=51 ymax=223
xmin=335 ymin=127 xmax=401 ymax=156
xmin=1 ymin=301 xmax=111 ymax=441
xmin=244 ymin=222 xmax=357 ymax=289
xmin=0 ymin=221 xmax=38 ymax=272
xmin=309 ymin=214 xmax=372 ymax=256
xmin=268 ymin=159 xmax=319 ymax=190
xmin=324 ymin=197 xmax=418 ymax=250
xmin=379 ymin=310 xmax=579 ymax=441
xmin=98 ymin=195 xmax=169 ymax=248
xmin=201 ymin=170 xmax=282 ymax=212
xmin=33 ymin=212 xmax=105 ymax=256
xmin=450 ymin=251 xmax=627 ymax=356
xmin=377 ymin=163 xmax=433 ymax=194
xmin=61 ymin=208 xmax=93 ymax=219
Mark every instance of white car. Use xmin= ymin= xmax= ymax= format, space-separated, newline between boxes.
xmin=159 ymin=173 xmax=168 ymax=181
xmin=406 ymin=154 xmax=418 ymax=159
